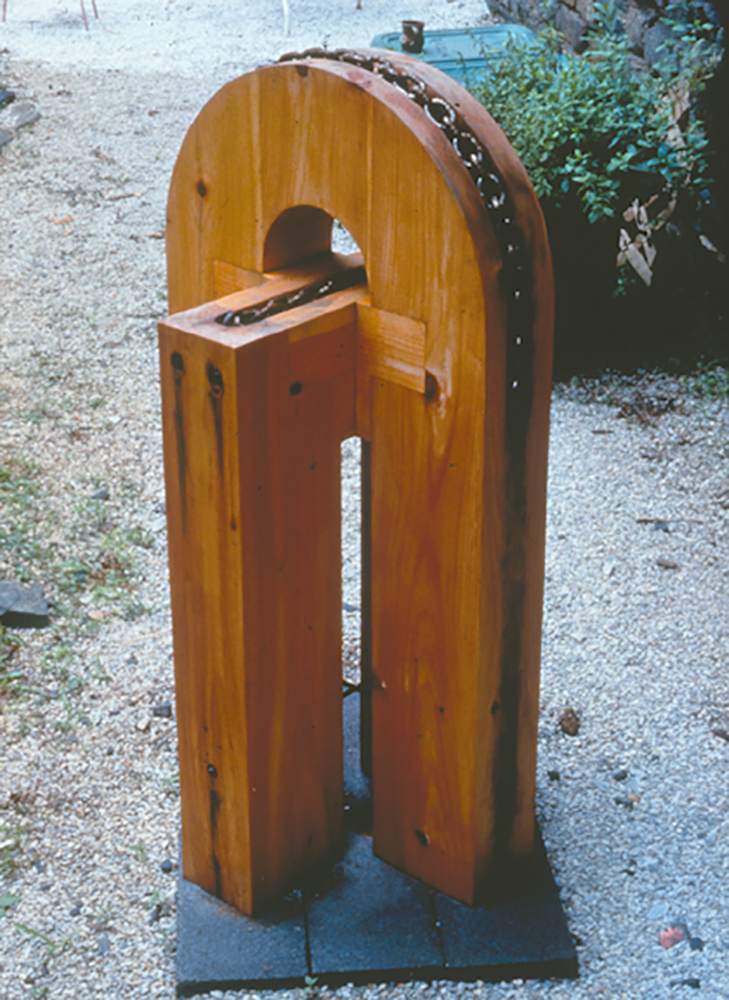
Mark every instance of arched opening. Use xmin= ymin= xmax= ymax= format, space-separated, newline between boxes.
xmin=263 ymin=204 xmax=363 ymax=272
xmin=263 ymin=205 xmax=333 ymax=271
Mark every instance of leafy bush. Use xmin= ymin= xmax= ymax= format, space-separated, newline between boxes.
xmin=469 ymin=3 xmax=715 ymax=229
xmin=467 ymin=1 xmax=724 ymax=373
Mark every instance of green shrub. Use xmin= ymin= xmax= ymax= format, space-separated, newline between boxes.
xmin=468 ymin=3 xmax=715 ymax=230
xmin=467 ymin=1 xmax=723 ymax=373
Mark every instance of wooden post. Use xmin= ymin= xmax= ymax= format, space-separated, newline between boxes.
xmin=161 ymin=51 xmax=553 ymax=916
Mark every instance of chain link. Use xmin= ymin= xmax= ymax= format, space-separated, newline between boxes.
xmin=217 ymin=265 xmax=367 ymax=327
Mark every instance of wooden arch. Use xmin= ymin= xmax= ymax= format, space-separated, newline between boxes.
xmin=161 ymin=52 xmax=553 ymax=916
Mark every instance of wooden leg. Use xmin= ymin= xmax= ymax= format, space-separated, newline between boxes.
xmin=160 ymin=289 xmax=358 ymax=915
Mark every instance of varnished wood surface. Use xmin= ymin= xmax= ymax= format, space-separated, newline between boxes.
xmin=160 ymin=285 xmax=359 ymax=912
xmin=163 ymin=52 xmax=553 ymax=914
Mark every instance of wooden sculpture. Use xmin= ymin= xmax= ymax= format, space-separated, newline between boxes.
xmin=159 ymin=49 xmax=553 ymax=917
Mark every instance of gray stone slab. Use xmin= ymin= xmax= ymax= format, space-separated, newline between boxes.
xmin=0 ymin=580 xmax=49 ymax=628
xmin=307 ymin=831 xmax=443 ymax=984
xmin=176 ymin=876 xmax=308 ymax=997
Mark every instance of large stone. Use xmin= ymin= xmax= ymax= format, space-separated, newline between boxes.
xmin=625 ymin=4 xmax=651 ymax=52
xmin=0 ymin=581 xmax=49 ymax=628
xmin=643 ymin=21 xmax=674 ymax=66
xmin=554 ymin=4 xmax=590 ymax=49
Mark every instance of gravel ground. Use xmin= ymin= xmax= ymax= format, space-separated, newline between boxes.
xmin=1 ymin=3 xmax=728 ymax=999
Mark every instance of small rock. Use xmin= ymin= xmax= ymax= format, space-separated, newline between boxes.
xmin=152 ymin=702 xmax=172 ymax=718
xmin=653 ymin=520 xmax=670 ymax=533
xmin=160 ymin=858 xmax=174 ymax=874
xmin=559 ymin=707 xmax=580 ymax=736
xmin=0 ymin=127 xmax=13 ymax=149
xmin=688 ymin=936 xmax=704 ymax=951
xmin=39 ymin=883 xmax=51 ymax=892
xmin=711 ymin=728 xmax=729 ymax=743
xmin=97 ymin=934 xmax=111 ymax=955
xmin=602 ymin=558 xmax=618 ymax=578
xmin=136 ymin=713 xmax=151 ymax=733
xmin=0 ymin=88 xmax=15 ymax=110
xmin=91 ymin=486 xmax=110 ymax=500
xmin=5 ymin=101 xmax=40 ymax=130
xmin=659 ymin=925 xmax=686 ymax=948
xmin=70 ymin=903 xmax=82 ymax=916
xmin=656 ymin=556 xmax=679 ymax=570
xmin=613 ymin=769 xmax=629 ymax=781
xmin=0 ymin=580 xmax=50 ymax=628
xmin=648 ymin=902 xmax=669 ymax=920
xmin=148 ymin=895 xmax=174 ymax=923
xmin=547 ymin=769 xmax=560 ymax=781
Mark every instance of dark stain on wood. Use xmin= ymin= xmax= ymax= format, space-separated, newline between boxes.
xmin=206 ymin=362 xmax=225 ymax=476
xmin=209 ymin=787 xmax=222 ymax=897
xmin=492 ymin=232 xmax=538 ymax=864
xmin=171 ymin=351 xmax=187 ymax=528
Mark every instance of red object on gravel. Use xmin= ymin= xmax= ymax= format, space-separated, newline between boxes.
xmin=659 ymin=926 xmax=686 ymax=948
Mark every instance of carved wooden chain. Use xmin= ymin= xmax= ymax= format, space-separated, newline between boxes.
xmin=217 ymin=265 xmax=367 ymax=326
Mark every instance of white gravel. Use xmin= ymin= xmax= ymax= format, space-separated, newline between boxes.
xmin=0 ymin=0 xmax=492 ymax=78
xmin=1 ymin=2 xmax=728 ymax=1000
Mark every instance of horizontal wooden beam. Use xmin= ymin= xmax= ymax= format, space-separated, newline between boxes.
xmin=356 ymin=302 xmax=426 ymax=393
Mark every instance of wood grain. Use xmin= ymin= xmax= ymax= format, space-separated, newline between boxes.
xmin=213 ymin=260 xmax=265 ymax=297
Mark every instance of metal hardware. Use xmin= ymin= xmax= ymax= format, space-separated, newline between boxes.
xmin=400 ymin=20 xmax=425 ymax=54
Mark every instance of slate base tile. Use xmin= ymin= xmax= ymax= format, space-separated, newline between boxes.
xmin=435 ymin=829 xmax=578 ymax=982
xmin=176 ymin=876 xmax=307 ymax=997
xmin=307 ymin=830 xmax=442 ymax=983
